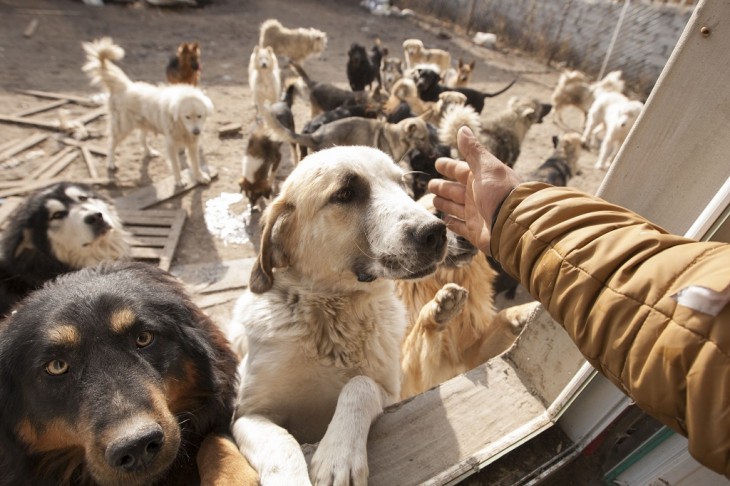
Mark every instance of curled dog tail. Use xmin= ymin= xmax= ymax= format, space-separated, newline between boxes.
xmin=438 ymin=104 xmax=481 ymax=149
xmin=482 ymin=77 xmax=519 ymax=99
xmin=260 ymin=102 xmax=316 ymax=149
xmin=82 ymin=37 xmax=130 ymax=94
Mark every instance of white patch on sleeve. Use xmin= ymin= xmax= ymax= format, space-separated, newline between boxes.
xmin=672 ymin=285 xmax=730 ymax=316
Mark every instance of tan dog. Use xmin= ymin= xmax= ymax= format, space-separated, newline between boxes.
xmin=398 ymin=194 xmax=533 ymax=399
xmin=530 ymin=132 xmax=583 ymax=186
xmin=402 ymin=38 xmax=451 ymax=72
xmin=551 ymin=69 xmax=624 ymax=126
xmin=443 ymin=58 xmax=476 ymax=88
xmin=381 ymin=56 xmax=404 ymax=93
xmin=248 ymin=45 xmax=281 ymax=115
xmin=165 ymin=41 xmax=201 ymax=86
xmin=259 ymin=18 xmax=327 ymax=64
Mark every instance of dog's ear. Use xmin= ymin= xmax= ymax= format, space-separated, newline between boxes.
xmin=181 ymin=44 xmax=190 ymax=54
xmin=469 ymin=60 xmax=476 ymax=69
xmin=250 ymin=198 xmax=292 ymax=294
xmin=201 ymin=94 xmax=214 ymax=116
xmin=539 ymin=103 xmax=553 ymax=122
xmin=13 ymin=228 xmax=35 ymax=258
xmin=552 ymin=135 xmax=559 ymax=148
xmin=191 ymin=42 xmax=199 ymax=51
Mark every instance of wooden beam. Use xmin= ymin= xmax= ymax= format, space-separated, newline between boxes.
xmin=113 ymin=166 xmax=218 ymax=210
xmin=60 ymin=137 xmax=108 ymax=156
xmin=158 ymin=209 xmax=186 ymax=271
xmin=27 ymin=146 xmax=74 ymax=180
xmin=0 ymin=177 xmax=111 ymax=198
xmin=12 ymin=99 xmax=68 ymax=117
xmin=0 ymin=133 xmax=48 ymax=162
xmin=0 ymin=114 xmax=59 ymax=130
xmin=73 ymin=106 xmax=106 ymax=126
xmin=18 ymin=89 xmax=98 ymax=107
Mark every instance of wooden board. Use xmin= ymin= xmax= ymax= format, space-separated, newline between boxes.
xmin=0 ymin=133 xmax=48 ymax=163
xmin=113 ymin=166 xmax=219 ymax=210
xmin=0 ymin=197 xmax=23 ymax=230
xmin=0 ymin=114 xmax=60 ymax=130
xmin=119 ymin=208 xmax=187 ymax=271
xmin=0 ymin=177 xmax=111 ymax=199
xmin=171 ymin=257 xmax=254 ymax=295
xmin=12 ymin=99 xmax=68 ymax=118
xmin=18 ymin=89 xmax=98 ymax=107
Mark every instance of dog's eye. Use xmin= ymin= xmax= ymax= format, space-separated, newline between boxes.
xmin=136 ymin=331 xmax=155 ymax=348
xmin=49 ymin=210 xmax=68 ymax=221
xmin=185 ymin=115 xmax=191 ymax=120
xmin=78 ymin=195 xmax=88 ymax=202
xmin=331 ymin=187 xmax=354 ymax=204
xmin=45 ymin=359 xmax=69 ymax=376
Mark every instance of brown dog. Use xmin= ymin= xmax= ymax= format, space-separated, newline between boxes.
xmin=166 ymin=42 xmax=201 ymax=86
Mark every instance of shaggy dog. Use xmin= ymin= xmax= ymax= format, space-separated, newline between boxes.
xmin=384 ymin=77 xmax=433 ymax=118
xmin=380 ymin=56 xmax=404 ymax=94
xmin=478 ymin=96 xmax=553 ymax=168
xmin=437 ymin=94 xmax=481 ymax=157
xmin=415 ymin=67 xmax=517 ymax=114
xmin=239 ymin=122 xmax=283 ymax=209
xmin=248 ymin=45 xmax=281 ymax=115
xmin=584 ymin=93 xmax=644 ymax=169
xmin=83 ymin=37 xmax=214 ymax=186
xmin=402 ymin=38 xmax=451 ymax=72
xmin=551 ymin=69 xmax=624 ymax=126
xmin=0 ymin=261 xmax=258 ymax=486
xmin=0 ymin=182 xmax=130 ymax=317
xmin=398 ymin=193 xmax=531 ymax=399
xmin=443 ymin=58 xmax=476 ymax=88
xmin=530 ymin=132 xmax=583 ymax=186
xmin=165 ymin=42 xmax=201 ymax=86
xmin=227 ymin=146 xmax=447 ymax=485
xmin=346 ymin=41 xmax=386 ymax=91
xmin=259 ymin=18 xmax=327 ymax=64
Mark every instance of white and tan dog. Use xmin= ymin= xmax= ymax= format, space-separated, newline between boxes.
xmin=259 ymin=18 xmax=327 ymax=64
xmin=228 ymin=146 xmax=447 ymax=485
xmin=402 ymin=38 xmax=451 ymax=72
xmin=248 ymin=45 xmax=281 ymax=116
xmin=82 ymin=37 xmax=214 ymax=186
xmin=584 ymin=93 xmax=643 ymax=169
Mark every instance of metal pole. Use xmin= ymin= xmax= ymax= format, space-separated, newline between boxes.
xmin=599 ymin=0 xmax=631 ymax=80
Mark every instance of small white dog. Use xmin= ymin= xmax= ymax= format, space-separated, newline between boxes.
xmin=82 ymin=37 xmax=214 ymax=186
xmin=248 ymin=45 xmax=281 ymax=116
xmin=402 ymin=38 xmax=451 ymax=72
xmin=551 ymin=69 xmax=625 ymax=126
xmin=259 ymin=18 xmax=327 ymax=64
xmin=228 ymin=146 xmax=447 ymax=485
xmin=590 ymin=95 xmax=644 ymax=169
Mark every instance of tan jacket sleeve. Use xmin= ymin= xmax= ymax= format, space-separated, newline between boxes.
xmin=491 ymin=182 xmax=730 ymax=477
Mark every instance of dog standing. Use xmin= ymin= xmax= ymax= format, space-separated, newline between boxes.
xmin=227 ymin=146 xmax=447 ymax=485
xmin=551 ymin=69 xmax=624 ymax=126
xmin=584 ymin=93 xmax=643 ymax=169
xmin=166 ymin=41 xmax=201 ymax=86
xmin=0 ymin=182 xmax=130 ymax=317
xmin=530 ymin=132 xmax=583 ymax=186
xmin=415 ymin=67 xmax=517 ymax=114
xmin=346 ymin=40 xmax=386 ymax=91
xmin=259 ymin=18 xmax=327 ymax=64
xmin=402 ymin=39 xmax=451 ymax=72
xmin=380 ymin=56 xmax=404 ymax=94
xmin=443 ymin=58 xmax=476 ymax=88
xmin=83 ymin=37 xmax=214 ymax=186
xmin=0 ymin=262 xmax=258 ymax=485
xmin=248 ymin=45 xmax=281 ymax=115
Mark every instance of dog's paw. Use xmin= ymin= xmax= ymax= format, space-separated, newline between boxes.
xmin=310 ymin=440 xmax=368 ymax=486
xmin=145 ymin=147 xmax=160 ymax=158
xmin=195 ymin=170 xmax=212 ymax=185
xmin=433 ymin=283 xmax=469 ymax=327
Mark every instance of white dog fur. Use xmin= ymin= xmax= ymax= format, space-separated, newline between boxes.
xmin=585 ymin=93 xmax=644 ymax=169
xmin=259 ymin=19 xmax=327 ymax=64
xmin=82 ymin=37 xmax=214 ymax=186
xmin=227 ymin=146 xmax=447 ymax=485
xmin=248 ymin=45 xmax=281 ymax=116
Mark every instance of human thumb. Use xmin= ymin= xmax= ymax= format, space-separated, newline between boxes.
xmin=456 ymin=126 xmax=482 ymax=174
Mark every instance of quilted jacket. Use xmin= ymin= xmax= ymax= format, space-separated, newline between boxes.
xmin=491 ymin=182 xmax=730 ymax=477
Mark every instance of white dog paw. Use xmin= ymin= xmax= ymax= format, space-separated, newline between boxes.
xmin=433 ymin=283 xmax=468 ymax=327
xmin=145 ymin=147 xmax=160 ymax=158
xmin=310 ymin=442 xmax=368 ymax=486
xmin=195 ymin=170 xmax=212 ymax=185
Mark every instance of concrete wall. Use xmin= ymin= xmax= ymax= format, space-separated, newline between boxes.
xmin=395 ymin=0 xmax=694 ymax=94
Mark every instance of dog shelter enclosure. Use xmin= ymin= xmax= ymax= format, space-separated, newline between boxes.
xmin=361 ymin=1 xmax=730 ymax=484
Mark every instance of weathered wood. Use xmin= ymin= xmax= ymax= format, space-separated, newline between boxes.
xmin=80 ymin=146 xmax=99 ymax=178
xmin=19 ymin=90 xmax=98 ymax=107
xmin=158 ymin=209 xmax=186 ymax=271
xmin=130 ymin=247 xmax=163 ymax=260
xmin=124 ymin=225 xmax=170 ymax=236
xmin=0 ymin=114 xmax=59 ymax=130
xmin=0 ymin=133 xmax=48 ymax=162
xmin=74 ymin=106 xmax=106 ymax=126
xmin=12 ymin=99 xmax=68 ymax=118
xmin=218 ymin=123 xmax=242 ymax=136
xmin=27 ymin=146 xmax=75 ymax=180
xmin=171 ymin=258 xmax=254 ymax=295
xmin=193 ymin=291 xmax=240 ymax=310
xmin=113 ymin=166 xmax=218 ymax=210
xmin=128 ymin=235 xmax=169 ymax=247
xmin=23 ymin=18 xmax=39 ymax=38
xmin=0 ymin=197 xmax=23 ymax=229
xmin=60 ymin=137 xmax=108 ymax=156
xmin=121 ymin=208 xmax=187 ymax=271
xmin=0 ymin=177 xmax=111 ymax=198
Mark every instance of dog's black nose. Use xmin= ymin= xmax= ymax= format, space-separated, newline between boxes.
xmin=84 ymin=212 xmax=105 ymax=226
xmin=411 ymin=220 xmax=447 ymax=253
xmin=192 ymin=127 xmax=201 ymax=135
xmin=106 ymin=426 xmax=165 ymax=472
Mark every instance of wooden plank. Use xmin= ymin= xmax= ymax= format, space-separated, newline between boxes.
xmin=218 ymin=123 xmax=242 ymax=137
xmin=125 ymin=225 xmax=172 ymax=236
xmin=27 ymin=146 xmax=74 ymax=180
xmin=118 ymin=208 xmax=185 ymax=219
xmin=130 ymin=247 xmax=163 ymax=260
xmin=12 ymin=99 xmax=68 ymax=117
xmin=19 ymin=89 xmax=98 ymax=107
xmin=193 ymin=291 xmax=240 ymax=310
xmin=60 ymin=138 xmax=108 ymax=156
xmin=0 ymin=133 xmax=48 ymax=162
xmin=128 ymin=235 xmax=169 ymax=247
xmin=113 ymin=166 xmax=218 ymax=210
xmin=171 ymin=258 xmax=254 ymax=295
xmin=157 ymin=210 xmax=186 ymax=271
xmin=0 ymin=114 xmax=59 ymax=130
xmin=0 ymin=177 xmax=111 ymax=198
xmin=80 ymin=146 xmax=99 ymax=179
xmin=74 ymin=106 xmax=106 ymax=125
xmin=0 ymin=197 xmax=23 ymax=230
xmin=117 ymin=214 xmax=178 ymax=226
xmin=38 ymin=151 xmax=78 ymax=180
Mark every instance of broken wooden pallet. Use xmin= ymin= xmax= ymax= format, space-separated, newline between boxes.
xmin=113 ymin=166 xmax=219 ymax=210
xmin=119 ymin=208 xmax=186 ymax=271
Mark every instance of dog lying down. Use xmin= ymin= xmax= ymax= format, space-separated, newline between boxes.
xmin=0 ymin=182 xmax=130 ymax=317
xmin=83 ymin=37 xmax=214 ymax=187
xmin=0 ymin=261 xmax=258 ymax=485
xmin=227 ymin=146 xmax=447 ymax=485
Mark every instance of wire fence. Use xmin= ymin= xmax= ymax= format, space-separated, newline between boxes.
xmin=395 ymin=0 xmax=695 ymax=96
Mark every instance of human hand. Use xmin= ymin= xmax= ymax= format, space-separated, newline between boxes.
xmin=427 ymin=126 xmax=522 ymax=254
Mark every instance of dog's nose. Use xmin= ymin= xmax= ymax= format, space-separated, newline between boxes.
xmin=106 ymin=426 xmax=165 ymax=472
xmin=84 ymin=212 xmax=105 ymax=226
xmin=411 ymin=220 xmax=447 ymax=253
xmin=192 ymin=127 xmax=201 ymax=135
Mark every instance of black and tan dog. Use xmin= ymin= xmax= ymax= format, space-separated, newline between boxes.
xmin=0 ymin=262 xmax=257 ymax=486
xmin=415 ymin=67 xmax=516 ymax=114
xmin=165 ymin=42 xmax=201 ymax=86
xmin=346 ymin=40 xmax=386 ymax=91
xmin=530 ymin=132 xmax=583 ymax=186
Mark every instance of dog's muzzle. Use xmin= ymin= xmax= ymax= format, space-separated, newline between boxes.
xmin=105 ymin=424 xmax=165 ymax=472
xmin=85 ymin=212 xmax=111 ymax=237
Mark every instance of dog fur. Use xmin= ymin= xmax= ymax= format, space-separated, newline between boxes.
xmin=398 ymin=193 xmax=530 ymax=399
xmin=227 ymin=146 xmax=447 ymax=484
xmin=529 ymin=132 xmax=583 ymax=186
xmin=248 ymin=45 xmax=281 ymax=115
xmin=443 ymin=59 xmax=476 ymax=88
xmin=259 ymin=19 xmax=327 ymax=64
xmin=383 ymin=77 xmax=433 ymax=118
xmin=437 ymin=96 xmax=481 ymax=156
xmin=0 ymin=261 xmax=258 ymax=486
xmin=346 ymin=41 xmax=386 ymax=91
xmin=402 ymin=39 xmax=451 ymax=72
xmin=239 ymin=122 xmax=283 ymax=209
xmin=82 ymin=37 xmax=214 ymax=186
xmin=165 ymin=42 xmax=201 ymax=86
xmin=551 ymin=69 xmax=625 ymax=126
xmin=0 ymin=182 xmax=130 ymax=317
xmin=583 ymin=93 xmax=643 ymax=169
xmin=479 ymin=96 xmax=553 ymax=168
xmin=415 ymin=67 xmax=517 ymax=114
xmin=380 ymin=56 xmax=404 ymax=94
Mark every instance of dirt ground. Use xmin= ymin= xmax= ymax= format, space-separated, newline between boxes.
xmin=0 ymin=0 xmax=608 ymax=482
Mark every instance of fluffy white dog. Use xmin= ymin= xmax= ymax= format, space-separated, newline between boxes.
xmin=259 ymin=19 xmax=327 ymax=64
xmin=82 ymin=37 xmax=214 ymax=186
xmin=227 ymin=146 xmax=447 ymax=485
xmin=593 ymin=96 xmax=644 ymax=169
xmin=248 ymin=45 xmax=281 ymax=116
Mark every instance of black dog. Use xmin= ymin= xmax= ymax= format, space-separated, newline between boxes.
xmin=346 ymin=41 xmax=387 ymax=91
xmin=0 ymin=261 xmax=257 ymax=486
xmin=0 ymin=182 xmax=130 ymax=318
xmin=415 ymin=68 xmax=517 ymax=114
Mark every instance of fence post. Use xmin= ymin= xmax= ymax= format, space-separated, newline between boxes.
xmin=547 ymin=0 xmax=574 ymax=66
xmin=599 ymin=0 xmax=631 ymax=79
